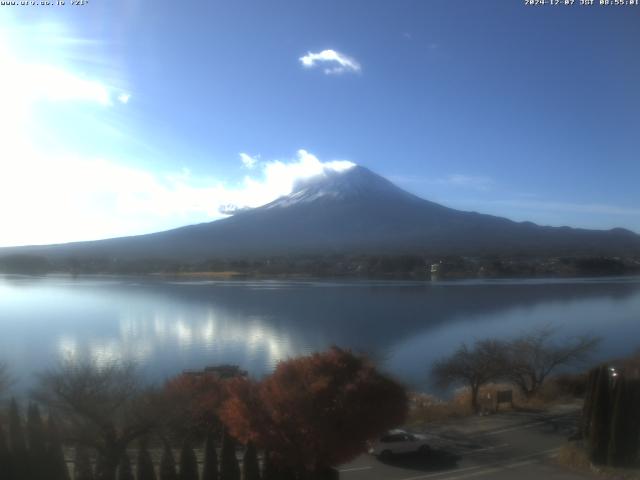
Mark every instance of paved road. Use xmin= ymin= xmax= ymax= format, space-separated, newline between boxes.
xmin=339 ymin=405 xmax=597 ymax=480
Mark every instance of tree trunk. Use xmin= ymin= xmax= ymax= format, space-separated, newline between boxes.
xmin=95 ymin=444 xmax=123 ymax=480
xmin=220 ymin=429 xmax=240 ymax=480
xmin=241 ymin=442 xmax=260 ymax=480
xmin=202 ymin=431 xmax=218 ymax=480
xmin=528 ymin=377 xmax=538 ymax=398
xmin=471 ymin=385 xmax=479 ymax=413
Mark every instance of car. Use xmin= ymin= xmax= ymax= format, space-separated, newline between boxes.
xmin=369 ymin=429 xmax=432 ymax=460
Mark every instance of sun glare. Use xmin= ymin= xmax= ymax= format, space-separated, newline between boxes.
xmin=0 ymin=15 xmax=358 ymax=248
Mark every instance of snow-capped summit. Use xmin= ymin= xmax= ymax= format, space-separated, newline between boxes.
xmin=3 ymin=165 xmax=639 ymax=260
xmin=264 ymin=165 xmax=414 ymax=208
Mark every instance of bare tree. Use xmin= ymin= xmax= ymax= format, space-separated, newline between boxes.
xmin=431 ymin=339 xmax=507 ymax=413
xmin=0 ymin=362 xmax=12 ymax=397
xmin=33 ymin=360 xmax=161 ymax=480
xmin=504 ymin=326 xmax=600 ymax=398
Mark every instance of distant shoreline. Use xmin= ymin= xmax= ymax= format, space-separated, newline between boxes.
xmin=1 ymin=252 xmax=639 ymax=279
xmin=3 ymin=270 xmax=640 ymax=284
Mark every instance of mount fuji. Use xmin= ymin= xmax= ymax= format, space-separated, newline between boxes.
xmin=3 ymin=165 xmax=640 ymax=261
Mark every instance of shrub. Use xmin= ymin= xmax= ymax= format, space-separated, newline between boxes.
xmin=159 ymin=443 xmax=178 ymax=480
xmin=136 ymin=442 xmax=157 ymax=480
xmin=74 ymin=445 xmax=94 ymax=480
xmin=242 ymin=442 xmax=260 ymax=480
xmin=117 ymin=452 xmax=134 ymax=480
xmin=179 ymin=438 xmax=199 ymax=480
xmin=219 ymin=429 xmax=240 ymax=480
xmin=202 ymin=431 xmax=218 ymax=480
xmin=221 ymin=347 xmax=407 ymax=475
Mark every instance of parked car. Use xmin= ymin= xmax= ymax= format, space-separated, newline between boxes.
xmin=369 ymin=429 xmax=432 ymax=460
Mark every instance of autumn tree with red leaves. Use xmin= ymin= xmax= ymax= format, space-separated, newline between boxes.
xmin=163 ymin=371 xmax=229 ymax=436
xmin=220 ymin=347 xmax=408 ymax=476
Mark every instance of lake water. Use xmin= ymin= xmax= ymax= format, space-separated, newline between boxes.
xmin=1 ymin=274 xmax=639 ymax=394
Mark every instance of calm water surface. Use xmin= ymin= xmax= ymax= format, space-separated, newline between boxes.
xmin=1 ymin=275 xmax=639 ymax=392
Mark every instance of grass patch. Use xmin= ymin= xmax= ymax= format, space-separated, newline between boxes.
xmin=408 ymin=379 xmax=585 ymax=427
xmin=407 ymin=393 xmax=471 ymax=426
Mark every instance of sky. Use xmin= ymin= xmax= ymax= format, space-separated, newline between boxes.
xmin=0 ymin=0 xmax=639 ymax=247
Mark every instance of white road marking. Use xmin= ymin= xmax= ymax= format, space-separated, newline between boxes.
xmin=338 ymin=466 xmax=373 ymax=473
xmin=462 ymin=443 xmax=509 ymax=454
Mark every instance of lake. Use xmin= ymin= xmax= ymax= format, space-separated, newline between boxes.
xmin=1 ymin=274 xmax=639 ymax=394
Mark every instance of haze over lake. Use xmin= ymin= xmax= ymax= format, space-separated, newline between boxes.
xmin=1 ymin=275 xmax=639 ymax=393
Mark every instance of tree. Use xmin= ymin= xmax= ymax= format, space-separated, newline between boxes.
xmin=220 ymin=347 xmax=408 ymax=476
xmin=46 ymin=415 xmax=70 ymax=480
xmin=261 ymin=452 xmax=277 ymax=480
xmin=74 ymin=445 xmax=95 ymax=480
xmin=27 ymin=403 xmax=48 ymax=480
xmin=162 ymin=368 xmax=234 ymax=437
xmin=8 ymin=398 xmax=28 ymax=480
xmin=431 ymin=339 xmax=507 ymax=413
xmin=0 ymin=422 xmax=12 ymax=480
xmin=159 ymin=443 xmax=178 ymax=480
xmin=261 ymin=452 xmax=295 ymax=480
xmin=8 ymin=399 xmax=26 ymax=454
xmin=219 ymin=429 xmax=240 ymax=480
xmin=504 ymin=326 xmax=599 ymax=398
xmin=242 ymin=442 xmax=260 ymax=480
xmin=164 ymin=365 xmax=247 ymax=437
xmin=0 ymin=362 xmax=11 ymax=398
xmin=136 ymin=441 xmax=157 ymax=480
xmin=95 ymin=454 xmax=110 ymax=480
xmin=33 ymin=360 xmax=159 ymax=480
xmin=117 ymin=452 xmax=134 ymax=480
xmin=179 ymin=437 xmax=199 ymax=480
xmin=201 ymin=431 xmax=219 ymax=480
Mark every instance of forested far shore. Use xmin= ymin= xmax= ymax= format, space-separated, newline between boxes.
xmin=1 ymin=253 xmax=639 ymax=279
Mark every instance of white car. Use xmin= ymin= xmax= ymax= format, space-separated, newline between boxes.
xmin=369 ymin=429 xmax=432 ymax=459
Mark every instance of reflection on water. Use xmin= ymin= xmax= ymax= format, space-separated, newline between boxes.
xmin=1 ymin=275 xmax=639 ymax=392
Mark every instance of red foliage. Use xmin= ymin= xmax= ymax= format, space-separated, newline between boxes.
xmin=220 ymin=347 xmax=408 ymax=472
xmin=164 ymin=372 xmax=228 ymax=432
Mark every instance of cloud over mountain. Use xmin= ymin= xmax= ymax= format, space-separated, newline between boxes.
xmin=0 ymin=149 xmax=355 ymax=247
xmin=4 ymin=165 xmax=638 ymax=260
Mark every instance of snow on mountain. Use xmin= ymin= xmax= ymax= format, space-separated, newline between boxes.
xmin=2 ymin=165 xmax=639 ymax=260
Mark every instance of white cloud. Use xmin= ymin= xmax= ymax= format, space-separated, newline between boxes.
xmin=0 ymin=48 xmax=113 ymax=113
xmin=235 ymin=150 xmax=354 ymax=208
xmin=0 ymin=20 xmax=359 ymax=247
xmin=299 ymin=49 xmax=361 ymax=75
xmin=0 ymin=150 xmax=356 ymax=247
xmin=0 ymin=21 xmax=120 ymax=148
xmin=239 ymin=152 xmax=259 ymax=169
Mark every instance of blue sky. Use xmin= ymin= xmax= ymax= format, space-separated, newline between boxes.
xmin=1 ymin=0 xmax=639 ymax=246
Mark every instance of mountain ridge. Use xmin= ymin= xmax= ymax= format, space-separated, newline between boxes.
xmin=2 ymin=165 xmax=639 ymax=261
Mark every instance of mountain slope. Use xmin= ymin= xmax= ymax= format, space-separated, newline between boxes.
xmin=4 ymin=166 xmax=640 ymax=260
